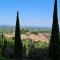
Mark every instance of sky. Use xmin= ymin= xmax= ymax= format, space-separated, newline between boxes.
xmin=0 ymin=0 xmax=60 ymax=27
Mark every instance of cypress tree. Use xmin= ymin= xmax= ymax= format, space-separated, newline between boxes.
xmin=49 ymin=0 xmax=60 ymax=60
xmin=1 ymin=33 xmax=4 ymax=46
xmin=14 ymin=11 xmax=23 ymax=59
xmin=2 ymin=33 xmax=3 ymax=41
xmin=1 ymin=38 xmax=7 ymax=57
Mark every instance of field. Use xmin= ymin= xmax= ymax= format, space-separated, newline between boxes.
xmin=0 ymin=26 xmax=59 ymax=60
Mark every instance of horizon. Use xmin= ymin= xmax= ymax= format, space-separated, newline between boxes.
xmin=0 ymin=0 xmax=60 ymax=27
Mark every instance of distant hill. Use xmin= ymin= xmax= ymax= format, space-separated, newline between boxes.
xmin=0 ymin=25 xmax=60 ymax=32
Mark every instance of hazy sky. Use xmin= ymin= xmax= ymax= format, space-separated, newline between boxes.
xmin=0 ymin=0 xmax=60 ymax=27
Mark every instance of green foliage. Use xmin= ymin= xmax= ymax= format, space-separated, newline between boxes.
xmin=20 ymin=28 xmax=29 ymax=34
xmin=22 ymin=39 xmax=49 ymax=58
xmin=1 ymin=38 xmax=7 ymax=57
xmin=0 ymin=57 xmax=13 ymax=60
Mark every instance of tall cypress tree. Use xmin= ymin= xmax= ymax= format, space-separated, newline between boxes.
xmin=14 ymin=11 xmax=23 ymax=59
xmin=49 ymin=0 xmax=60 ymax=60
